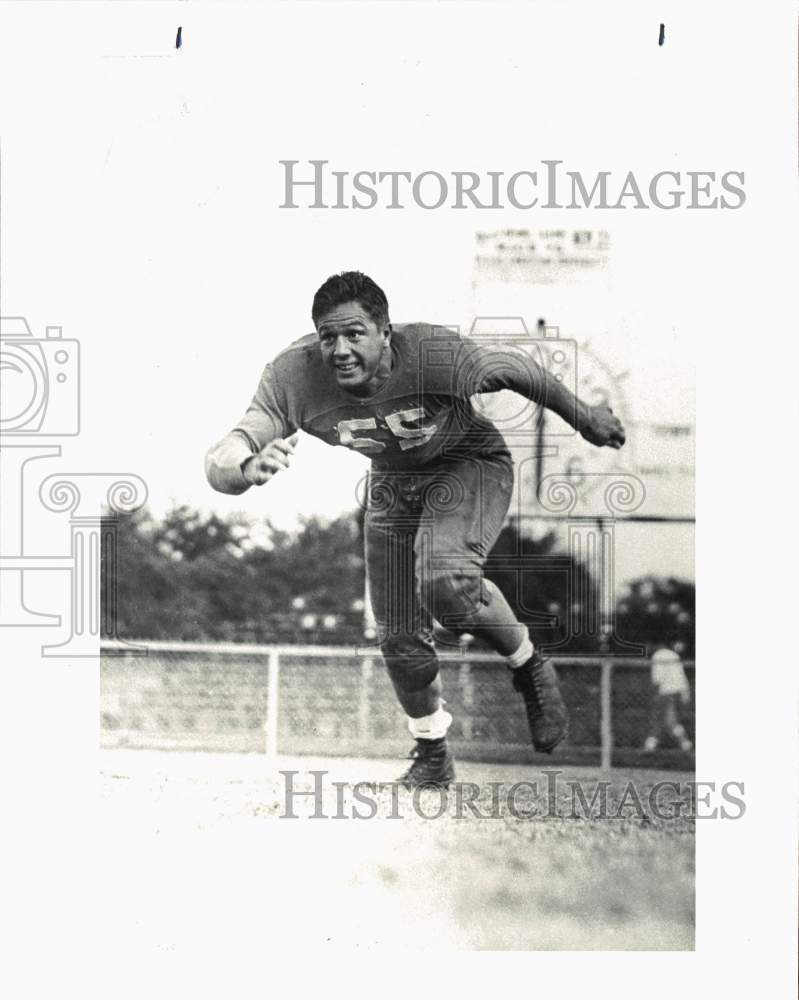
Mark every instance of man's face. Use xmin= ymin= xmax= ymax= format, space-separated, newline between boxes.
xmin=316 ymin=301 xmax=390 ymax=394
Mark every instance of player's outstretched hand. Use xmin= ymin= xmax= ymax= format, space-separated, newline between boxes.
xmin=242 ymin=433 xmax=299 ymax=486
xmin=580 ymin=405 xmax=626 ymax=449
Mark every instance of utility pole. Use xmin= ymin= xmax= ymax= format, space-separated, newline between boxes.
xmin=534 ymin=317 xmax=547 ymax=500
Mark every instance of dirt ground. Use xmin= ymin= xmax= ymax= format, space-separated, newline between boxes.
xmin=98 ymin=749 xmax=694 ymax=952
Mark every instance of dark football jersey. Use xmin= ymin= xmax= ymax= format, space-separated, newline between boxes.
xmin=233 ymin=323 xmax=546 ymax=470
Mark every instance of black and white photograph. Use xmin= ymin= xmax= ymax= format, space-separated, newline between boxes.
xmin=0 ymin=1 xmax=796 ymax=993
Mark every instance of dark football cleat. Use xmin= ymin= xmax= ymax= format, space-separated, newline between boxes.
xmin=397 ymin=736 xmax=456 ymax=789
xmin=510 ymin=651 xmax=569 ymax=753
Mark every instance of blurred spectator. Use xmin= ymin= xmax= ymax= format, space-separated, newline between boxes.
xmin=643 ymin=641 xmax=693 ymax=752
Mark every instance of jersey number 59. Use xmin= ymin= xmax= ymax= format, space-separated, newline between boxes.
xmin=337 ymin=408 xmax=437 ymax=454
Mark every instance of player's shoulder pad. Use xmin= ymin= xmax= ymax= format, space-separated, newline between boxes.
xmin=392 ymin=321 xmax=464 ymax=343
xmin=391 ymin=322 xmax=467 ymax=368
xmin=270 ymin=332 xmax=324 ymax=377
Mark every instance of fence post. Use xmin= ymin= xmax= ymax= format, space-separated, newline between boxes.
xmin=265 ymin=648 xmax=280 ymax=758
xmin=600 ymin=659 xmax=613 ymax=770
xmin=359 ymin=656 xmax=373 ymax=743
xmin=460 ymin=661 xmax=473 ymax=741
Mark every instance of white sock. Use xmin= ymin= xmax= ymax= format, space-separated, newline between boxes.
xmin=408 ymin=706 xmax=453 ymax=740
xmin=506 ymin=634 xmax=534 ymax=669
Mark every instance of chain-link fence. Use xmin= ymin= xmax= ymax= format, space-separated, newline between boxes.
xmin=100 ymin=641 xmax=694 ymax=769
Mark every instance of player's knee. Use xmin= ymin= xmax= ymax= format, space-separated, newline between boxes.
xmin=423 ymin=568 xmax=482 ymax=623
xmin=380 ymin=634 xmax=439 ymax=693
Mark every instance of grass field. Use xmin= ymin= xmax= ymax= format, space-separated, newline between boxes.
xmin=99 ymin=749 xmax=694 ymax=952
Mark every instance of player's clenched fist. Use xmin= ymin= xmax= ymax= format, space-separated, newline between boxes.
xmin=580 ymin=404 xmax=626 ymax=450
xmin=241 ymin=433 xmax=299 ymax=485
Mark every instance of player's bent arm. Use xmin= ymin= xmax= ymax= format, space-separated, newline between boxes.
xmin=205 ymin=432 xmax=258 ymax=495
xmin=205 ymin=432 xmax=298 ymax=494
xmin=206 ymin=361 xmax=299 ymax=494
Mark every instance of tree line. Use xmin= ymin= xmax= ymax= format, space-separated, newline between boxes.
xmin=103 ymin=504 xmax=694 ymax=657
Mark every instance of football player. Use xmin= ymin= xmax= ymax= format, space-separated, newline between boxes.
xmin=206 ymin=272 xmax=625 ymax=787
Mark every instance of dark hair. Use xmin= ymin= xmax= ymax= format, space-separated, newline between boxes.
xmin=311 ymin=271 xmax=390 ymax=328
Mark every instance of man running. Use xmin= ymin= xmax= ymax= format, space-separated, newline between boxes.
xmin=206 ymin=271 xmax=626 ymax=786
